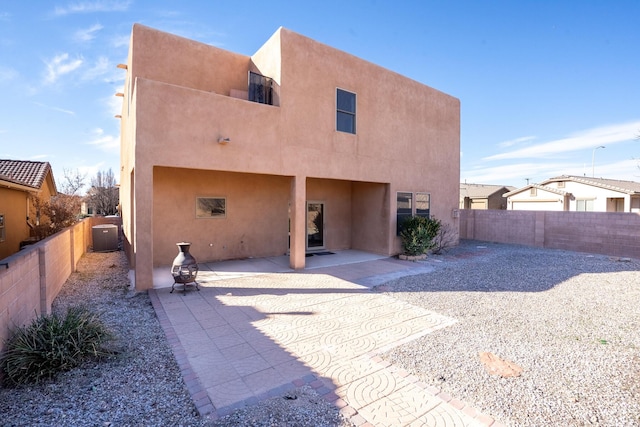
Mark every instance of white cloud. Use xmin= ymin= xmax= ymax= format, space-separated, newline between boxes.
xmin=0 ymin=66 xmax=18 ymax=82
xmin=87 ymin=128 xmax=119 ymax=153
xmin=0 ymin=12 xmax=10 ymax=21
xmin=483 ymin=121 xmax=640 ymax=161
xmin=111 ymin=34 xmax=130 ymax=48
xmin=106 ymin=89 xmax=124 ymax=116
xmin=462 ymin=162 xmax=569 ymax=186
xmin=82 ymin=56 xmax=110 ymax=81
xmin=462 ymin=158 xmax=640 ymax=187
xmin=52 ymin=1 xmax=131 ymax=17
xmin=33 ymin=101 xmax=75 ymax=115
xmin=74 ymin=23 xmax=104 ymax=42
xmin=498 ymin=135 xmax=536 ymax=148
xmin=43 ymin=53 xmax=83 ymax=84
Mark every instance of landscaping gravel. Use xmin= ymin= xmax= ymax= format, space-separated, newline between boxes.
xmin=378 ymin=241 xmax=640 ymax=427
xmin=2 ymin=242 xmax=638 ymax=426
xmin=0 ymin=251 xmax=351 ymax=427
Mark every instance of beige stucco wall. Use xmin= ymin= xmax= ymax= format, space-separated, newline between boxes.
xmin=0 ymin=173 xmax=56 ymax=260
xmin=153 ymin=167 xmax=290 ymax=265
xmin=120 ymin=24 xmax=460 ymax=289
xmin=0 ymin=187 xmax=30 ymax=259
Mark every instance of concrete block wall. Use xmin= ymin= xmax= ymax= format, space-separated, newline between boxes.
xmin=39 ymin=229 xmax=73 ymax=314
xmin=0 ymin=249 xmax=41 ymax=350
xmin=0 ymin=217 xmax=123 ymax=354
xmin=460 ymin=209 xmax=640 ymax=259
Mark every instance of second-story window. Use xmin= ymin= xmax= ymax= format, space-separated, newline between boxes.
xmin=336 ymin=88 xmax=356 ymax=134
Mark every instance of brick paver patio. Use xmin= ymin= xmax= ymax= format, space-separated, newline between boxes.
xmin=149 ymin=252 xmax=503 ymax=426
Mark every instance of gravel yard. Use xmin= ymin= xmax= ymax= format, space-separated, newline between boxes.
xmin=379 ymin=242 xmax=640 ymax=427
xmin=1 ymin=241 xmax=638 ymax=426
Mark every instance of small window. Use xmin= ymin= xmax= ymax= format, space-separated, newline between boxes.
xmin=396 ymin=192 xmax=412 ymax=235
xmin=530 ymin=188 xmax=537 ymax=196
xmin=0 ymin=214 xmax=4 ymax=242
xmin=576 ymin=199 xmax=594 ymax=212
xmin=196 ymin=197 xmax=226 ymax=218
xmin=336 ymin=88 xmax=356 ymax=134
xmin=416 ymin=193 xmax=430 ymax=218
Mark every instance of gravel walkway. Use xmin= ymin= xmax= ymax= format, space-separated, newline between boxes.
xmin=378 ymin=241 xmax=640 ymax=426
xmin=1 ymin=242 xmax=638 ymax=426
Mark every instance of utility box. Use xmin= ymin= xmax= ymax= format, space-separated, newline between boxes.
xmin=92 ymin=224 xmax=118 ymax=252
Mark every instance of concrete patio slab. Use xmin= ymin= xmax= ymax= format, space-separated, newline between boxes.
xmin=149 ymin=253 xmax=502 ymax=426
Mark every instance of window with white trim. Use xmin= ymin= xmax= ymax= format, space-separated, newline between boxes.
xmin=0 ymin=214 xmax=4 ymax=242
xmin=576 ymin=199 xmax=594 ymax=212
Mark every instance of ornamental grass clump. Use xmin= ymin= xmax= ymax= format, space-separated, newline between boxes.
xmin=1 ymin=306 xmax=113 ymax=386
xmin=400 ymin=216 xmax=441 ymax=256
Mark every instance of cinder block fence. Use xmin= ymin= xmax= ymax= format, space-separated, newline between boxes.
xmin=0 ymin=217 xmax=121 ymax=354
xmin=460 ymin=209 xmax=640 ymax=259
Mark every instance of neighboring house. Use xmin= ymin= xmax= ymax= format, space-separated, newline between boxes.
xmin=0 ymin=160 xmax=57 ymax=259
xmin=118 ymin=24 xmax=460 ymax=291
xmin=504 ymin=175 xmax=640 ymax=212
xmin=460 ymin=183 xmax=515 ymax=210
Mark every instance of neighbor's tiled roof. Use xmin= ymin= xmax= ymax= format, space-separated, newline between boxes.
xmin=543 ymin=175 xmax=640 ymax=194
xmin=460 ymin=183 xmax=516 ymax=199
xmin=0 ymin=159 xmax=54 ymax=190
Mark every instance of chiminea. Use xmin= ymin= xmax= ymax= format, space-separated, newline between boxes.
xmin=170 ymin=242 xmax=200 ymax=294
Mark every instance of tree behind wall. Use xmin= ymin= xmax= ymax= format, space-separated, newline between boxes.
xmin=86 ymin=169 xmax=119 ymax=216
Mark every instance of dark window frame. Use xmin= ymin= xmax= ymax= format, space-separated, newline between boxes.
xmin=248 ymin=71 xmax=273 ymax=105
xmin=336 ymin=88 xmax=356 ymax=134
xmin=397 ymin=192 xmax=431 ymax=235
xmin=196 ymin=197 xmax=227 ymax=219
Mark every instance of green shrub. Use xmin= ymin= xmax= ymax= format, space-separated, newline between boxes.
xmin=400 ymin=216 xmax=441 ymax=256
xmin=1 ymin=306 xmax=113 ymax=385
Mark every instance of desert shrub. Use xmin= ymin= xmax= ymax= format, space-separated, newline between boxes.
xmin=431 ymin=221 xmax=458 ymax=254
xmin=400 ymin=216 xmax=441 ymax=256
xmin=1 ymin=306 xmax=113 ymax=386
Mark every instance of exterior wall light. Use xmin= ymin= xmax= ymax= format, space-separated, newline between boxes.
xmin=218 ymin=137 xmax=231 ymax=144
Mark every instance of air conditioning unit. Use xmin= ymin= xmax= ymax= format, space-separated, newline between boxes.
xmin=92 ymin=224 xmax=118 ymax=252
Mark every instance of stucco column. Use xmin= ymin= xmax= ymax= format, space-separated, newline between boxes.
xmin=134 ymin=166 xmax=154 ymax=290
xmin=289 ymin=175 xmax=306 ymax=269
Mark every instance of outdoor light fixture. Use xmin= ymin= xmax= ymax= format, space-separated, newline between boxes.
xmin=115 ymin=92 xmax=124 ymax=97
xmin=592 ymin=145 xmax=605 ymax=177
xmin=218 ymin=137 xmax=231 ymax=144
xmin=115 ymin=115 xmax=122 ymax=119
xmin=117 ymin=63 xmax=128 ymax=70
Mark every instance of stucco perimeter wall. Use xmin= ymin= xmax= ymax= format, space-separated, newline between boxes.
xmin=0 ymin=217 xmax=123 ymax=354
xmin=460 ymin=209 xmax=640 ymax=259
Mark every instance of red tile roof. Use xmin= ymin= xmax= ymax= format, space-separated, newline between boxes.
xmin=0 ymin=159 xmax=55 ymax=191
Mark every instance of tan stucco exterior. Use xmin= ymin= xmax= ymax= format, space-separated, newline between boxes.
xmin=0 ymin=173 xmax=56 ymax=260
xmin=119 ymin=24 xmax=460 ymax=290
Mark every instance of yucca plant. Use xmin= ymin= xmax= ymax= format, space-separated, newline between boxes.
xmin=1 ymin=306 xmax=113 ymax=385
xmin=400 ymin=216 xmax=441 ymax=256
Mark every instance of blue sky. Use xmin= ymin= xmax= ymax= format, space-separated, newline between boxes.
xmin=1 ymin=1 xmax=638 ymax=191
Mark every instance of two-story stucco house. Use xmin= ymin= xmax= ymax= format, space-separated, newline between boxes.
xmin=504 ymin=175 xmax=640 ymax=212
xmin=0 ymin=160 xmax=57 ymax=259
xmin=118 ymin=24 xmax=460 ymax=291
